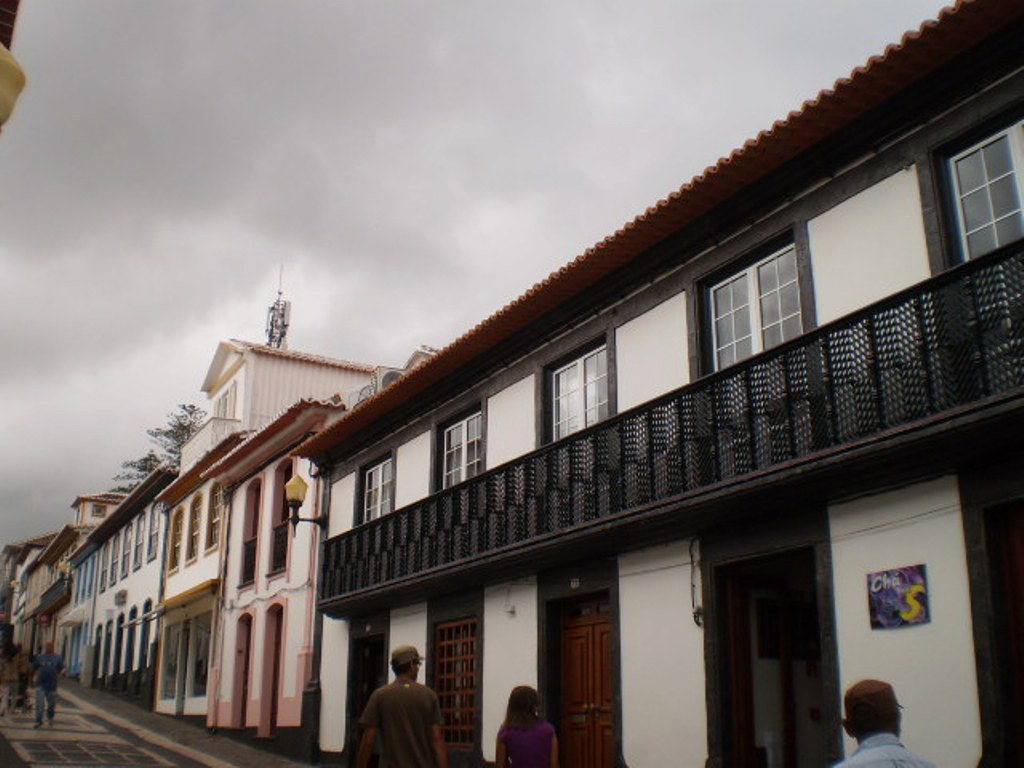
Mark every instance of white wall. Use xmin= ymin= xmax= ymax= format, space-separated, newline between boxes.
xmin=388 ymin=602 xmax=428 ymax=683
xmin=808 ymin=166 xmax=931 ymax=325
xmin=618 ymin=542 xmax=707 ymax=767
xmin=319 ymin=616 xmax=350 ymax=752
xmin=615 ymin=292 xmax=689 ymax=412
xmin=481 ymin=579 xmax=539 ymax=761
xmin=829 ymin=476 xmax=980 ymax=765
xmin=486 ymin=375 xmax=536 ymax=469
xmin=329 ymin=472 xmax=357 ymax=537
xmin=395 ymin=430 xmax=432 ymax=509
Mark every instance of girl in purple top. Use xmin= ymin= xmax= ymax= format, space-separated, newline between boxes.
xmin=496 ymin=686 xmax=559 ymax=768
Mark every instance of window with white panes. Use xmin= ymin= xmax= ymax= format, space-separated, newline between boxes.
xmin=133 ymin=515 xmax=145 ymax=569
xmin=363 ymin=458 xmax=394 ymax=522
xmin=553 ymin=346 xmax=609 ymax=441
xmin=121 ymin=522 xmax=131 ymax=577
xmin=99 ymin=543 xmax=108 ymax=592
xmin=109 ymin=533 xmax=120 ymax=585
xmin=950 ymin=123 xmax=1024 ymax=260
xmin=147 ymin=506 xmax=159 ymax=561
xmin=443 ymin=412 xmax=483 ymax=489
xmin=711 ymin=244 xmax=802 ymax=370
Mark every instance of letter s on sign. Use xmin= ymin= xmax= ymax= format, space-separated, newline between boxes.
xmin=900 ymin=584 xmax=926 ymax=621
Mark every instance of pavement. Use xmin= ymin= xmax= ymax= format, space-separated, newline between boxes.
xmin=0 ymin=678 xmax=311 ymax=767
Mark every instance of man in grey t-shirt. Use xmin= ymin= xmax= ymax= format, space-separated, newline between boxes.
xmin=356 ymin=645 xmax=448 ymax=768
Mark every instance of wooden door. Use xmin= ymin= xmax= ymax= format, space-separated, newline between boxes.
xmin=350 ymin=635 xmax=386 ymax=768
xmin=267 ymin=609 xmax=282 ymax=734
xmin=1000 ymin=506 xmax=1024 ymax=759
xmin=561 ymin=597 xmax=613 ymax=768
xmin=236 ymin=617 xmax=252 ymax=728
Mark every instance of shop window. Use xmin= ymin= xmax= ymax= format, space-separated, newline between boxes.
xmin=191 ymin=612 xmax=212 ymax=696
xmin=161 ymin=623 xmax=180 ymax=699
xmin=434 ymin=618 xmax=478 ymax=748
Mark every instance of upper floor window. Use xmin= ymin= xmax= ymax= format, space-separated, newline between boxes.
xmin=553 ymin=346 xmax=608 ymax=441
xmin=92 ymin=504 xmax=105 ymax=517
xmin=950 ymin=123 xmax=1024 ymax=260
xmin=363 ymin=458 xmax=394 ymax=522
xmin=121 ymin=522 xmax=132 ymax=577
xmin=99 ymin=542 xmax=108 ymax=592
xmin=109 ymin=533 xmax=120 ymax=586
xmin=270 ymin=462 xmax=293 ymax=573
xmin=187 ymin=495 xmax=202 ymax=562
xmin=133 ymin=514 xmax=145 ymax=570
xmin=442 ymin=412 xmax=483 ymax=489
xmin=206 ymin=483 xmax=223 ymax=551
xmin=147 ymin=506 xmax=160 ymax=561
xmin=215 ymin=381 xmax=237 ymax=419
xmin=240 ymin=481 xmax=261 ymax=586
xmin=168 ymin=508 xmax=184 ymax=571
xmin=711 ymin=244 xmax=802 ymax=370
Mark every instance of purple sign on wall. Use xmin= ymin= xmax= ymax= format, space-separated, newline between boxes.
xmin=867 ymin=564 xmax=930 ymax=630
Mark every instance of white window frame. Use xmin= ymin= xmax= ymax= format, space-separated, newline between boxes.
xmin=710 ymin=244 xmax=803 ymax=371
xmin=362 ymin=458 xmax=394 ymax=523
xmin=99 ymin=543 xmax=108 ymax=592
xmin=133 ymin=514 xmax=145 ymax=570
xmin=442 ymin=412 xmax=483 ymax=489
xmin=552 ymin=346 xmax=609 ymax=441
xmin=147 ymin=506 xmax=160 ymax=561
xmin=121 ymin=522 xmax=132 ymax=577
xmin=949 ymin=122 xmax=1024 ymax=261
xmin=109 ymin=533 xmax=120 ymax=586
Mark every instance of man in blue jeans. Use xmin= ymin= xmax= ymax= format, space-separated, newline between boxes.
xmin=32 ymin=642 xmax=64 ymax=728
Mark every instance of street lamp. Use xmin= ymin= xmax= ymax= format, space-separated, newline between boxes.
xmin=285 ymin=474 xmax=325 ymax=529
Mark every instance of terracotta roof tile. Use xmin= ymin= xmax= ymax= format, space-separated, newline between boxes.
xmin=298 ymin=0 xmax=1024 ymax=460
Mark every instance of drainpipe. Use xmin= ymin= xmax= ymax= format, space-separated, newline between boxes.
xmin=209 ymin=482 xmax=236 ymax=731
xmin=304 ymin=457 xmax=331 ymax=763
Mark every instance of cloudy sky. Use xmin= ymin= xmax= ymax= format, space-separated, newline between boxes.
xmin=0 ymin=0 xmax=950 ymax=544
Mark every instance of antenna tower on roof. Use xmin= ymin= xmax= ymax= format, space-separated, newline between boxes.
xmin=266 ymin=266 xmax=291 ymax=349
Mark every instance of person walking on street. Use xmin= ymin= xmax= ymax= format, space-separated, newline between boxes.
xmin=356 ymin=644 xmax=449 ymax=768
xmin=0 ymin=645 xmax=16 ymax=716
xmin=834 ymin=679 xmax=935 ymax=767
xmin=495 ymin=686 xmax=559 ymax=768
xmin=32 ymin=642 xmax=64 ymax=728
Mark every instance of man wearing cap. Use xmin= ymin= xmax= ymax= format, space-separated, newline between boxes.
xmin=835 ymin=679 xmax=935 ymax=767
xmin=356 ymin=644 xmax=449 ymax=768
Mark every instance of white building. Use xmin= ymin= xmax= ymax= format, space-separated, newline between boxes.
xmin=154 ymin=340 xmax=376 ymax=720
xmin=298 ymin=2 xmax=1024 ymax=766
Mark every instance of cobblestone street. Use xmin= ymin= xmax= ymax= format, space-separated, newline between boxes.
xmin=0 ymin=681 xmax=307 ymax=768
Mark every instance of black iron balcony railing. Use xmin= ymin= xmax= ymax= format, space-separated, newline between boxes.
xmin=269 ymin=521 xmax=289 ymax=573
xmin=321 ymin=244 xmax=1024 ymax=603
xmin=240 ymin=539 xmax=257 ymax=586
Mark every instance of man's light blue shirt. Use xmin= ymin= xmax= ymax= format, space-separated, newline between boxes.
xmin=834 ymin=732 xmax=936 ymax=768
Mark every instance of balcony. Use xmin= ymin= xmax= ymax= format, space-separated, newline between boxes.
xmin=36 ymin=576 xmax=70 ymax=616
xmin=321 ymin=244 xmax=1024 ymax=613
xmin=180 ymin=417 xmax=241 ymax=474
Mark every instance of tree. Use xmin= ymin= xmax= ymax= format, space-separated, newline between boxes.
xmin=111 ymin=404 xmax=207 ymax=492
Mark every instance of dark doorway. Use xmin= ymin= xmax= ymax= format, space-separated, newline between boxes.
xmin=558 ymin=593 xmax=614 ymax=768
xmin=994 ymin=504 xmax=1024 ymax=760
xmin=349 ymin=633 xmax=386 ymax=768
xmin=235 ymin=615 xmax=253 ymax=728
xmin=718 ymin=548 xmax=827 ymax=768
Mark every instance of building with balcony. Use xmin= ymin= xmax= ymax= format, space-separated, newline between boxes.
xmin=82 ymin=467 xmax=176 ymax=705
xmin=297 ymin=2 xmax=1024 ymax=766
xmin=154 ymin=340 xmax=377 ymax=720
xmin=1 ymin=533 xmax=55 ymax=648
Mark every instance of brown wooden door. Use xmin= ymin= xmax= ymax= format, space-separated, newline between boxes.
xmin=561 ymin=597 xmax=613 ymax=768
